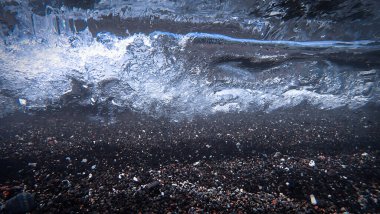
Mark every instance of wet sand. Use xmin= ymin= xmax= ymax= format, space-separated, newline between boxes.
xmin=0 ymin=104 xmax=379 ymax=213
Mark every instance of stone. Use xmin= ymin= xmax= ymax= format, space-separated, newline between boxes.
xmin=309 ymin=160 xmax=315 ymax=167
xmin=310 ymin=194 xmax=317 ymax=205
xmin=273 ymin=152 xmax=281 ymax=158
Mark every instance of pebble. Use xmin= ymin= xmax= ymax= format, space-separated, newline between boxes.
xmin=193 ymin=161 xmax=200 ymax=166
xmin=309 ymin=160 xmax=316 ymax=167
xmin=61 ymin=179 xmax=71 ymax=187
xmin=143 ymin=180 xmax=160 ymax=189
xmin=28 ymin=163 xmax=37 ymax=167
xmin=274 ymin=152 xmax=281 ymax=158
xmin=310 ymin=194 xmax=317 ymax=205
xmin=118 ymin=173 xmax=125 ymax=179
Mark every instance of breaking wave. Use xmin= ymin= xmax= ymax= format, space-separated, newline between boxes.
xmin=0 ymin=1 xmax=379 ymax=120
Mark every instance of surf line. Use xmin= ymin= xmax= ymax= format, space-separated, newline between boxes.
xmin=150 ymin=31 xmax=380 ymax=50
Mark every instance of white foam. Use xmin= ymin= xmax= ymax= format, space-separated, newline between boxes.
xmin=0 ymin=25 xmax=376 ymax=119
